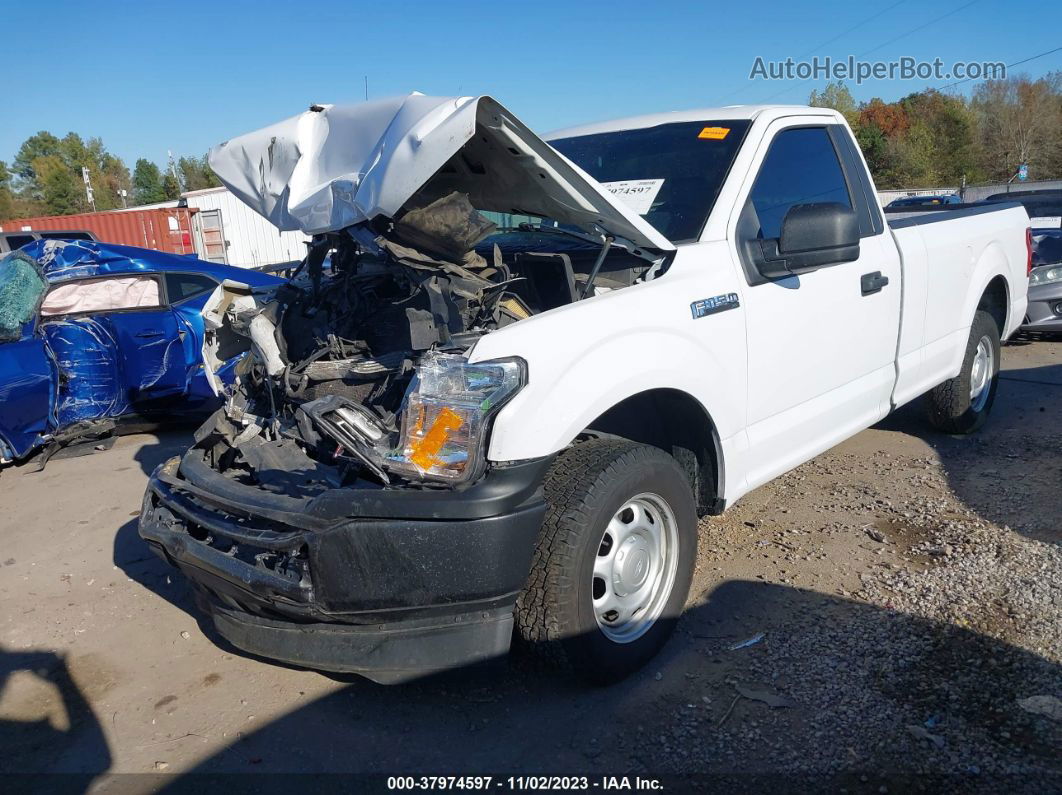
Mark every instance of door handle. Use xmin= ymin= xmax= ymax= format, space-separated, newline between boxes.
xmin=860 ymin=271 xmax=889 ymax=296
xmin=135 ymin=329 xmax=164 ymax=338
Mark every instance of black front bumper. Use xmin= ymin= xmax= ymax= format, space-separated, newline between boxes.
xmin=139 ymin=451 xmax=549 ymax=683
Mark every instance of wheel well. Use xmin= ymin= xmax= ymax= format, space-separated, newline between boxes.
xmin=582 ymin=388 xmax=724 ymax=516
xmin=978 ymin=275 xmax=1008 ymax=337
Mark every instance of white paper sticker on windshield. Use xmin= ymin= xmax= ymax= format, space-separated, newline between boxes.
xmin=1030 ymin=216 xmax=1062 ymax=229
xmin=600 ymin=179 xmax=664 ymax=215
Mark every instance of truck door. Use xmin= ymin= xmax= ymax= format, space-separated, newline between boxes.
xmin=731 ymin=120 xmax=901 ymax=491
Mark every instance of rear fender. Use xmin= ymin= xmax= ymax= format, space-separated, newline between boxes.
xmin=961 ymin=241 xmax=1015 ymax=346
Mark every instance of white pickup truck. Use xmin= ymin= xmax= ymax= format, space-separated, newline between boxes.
xmin=138 ymin=96 xmax=1030 ymax=684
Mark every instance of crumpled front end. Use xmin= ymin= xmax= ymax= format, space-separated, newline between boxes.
xmin=141 ymin=93 xmax=668 ymax=679
xmin=192 ymin=196 xmax=536 ymax=494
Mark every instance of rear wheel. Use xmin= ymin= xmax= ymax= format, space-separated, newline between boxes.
xmin=515 ymin=439 xmax=697 ymax=683
xmin=926 ymin=309 xmax=1001 ymax=434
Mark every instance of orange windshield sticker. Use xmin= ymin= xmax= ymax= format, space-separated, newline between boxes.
xmin=698 ymin=126 xmax=730 ymax=140
xmin=409 ymin=407 xmax=463 ymax=470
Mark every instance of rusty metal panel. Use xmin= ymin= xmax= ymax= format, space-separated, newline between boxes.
xmin=0 ymin=208 xmax=197 ymax=255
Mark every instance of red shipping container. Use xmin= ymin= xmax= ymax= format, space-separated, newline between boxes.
xmin=0 ymin=207 xmax=198 ymax=256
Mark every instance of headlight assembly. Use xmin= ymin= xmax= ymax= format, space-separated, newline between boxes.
xmin=383 ymin=352 xmax=526 ymax=483
xmin=1030 ymin=265 xmax=1062 ymax=286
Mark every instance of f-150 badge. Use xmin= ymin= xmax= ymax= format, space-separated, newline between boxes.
xmin=691 ymin=293 xmax=740 ymax=319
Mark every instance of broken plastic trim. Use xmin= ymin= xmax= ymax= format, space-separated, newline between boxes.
xmin=300 ymin=395 xmax=392 ymax=484
xmin=200 ymin=279 xmax=279 ymax=396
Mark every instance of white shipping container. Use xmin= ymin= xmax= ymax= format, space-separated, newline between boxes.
xmin=181 ymin=187 xmax=309 ymax=268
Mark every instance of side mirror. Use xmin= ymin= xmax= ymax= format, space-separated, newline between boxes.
xmin=756 ymin=202 xmax=860 ymax=279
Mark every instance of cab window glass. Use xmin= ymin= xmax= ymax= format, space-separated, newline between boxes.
xmin=747 ymin=127 xmax=852 ymax=240
xmin=165 ymin=273 xmax=217 ymax=303
xmin=4 ymin=234 xmax=36 ymax=251
xmin=40 ymin=231 xmax=94 ymax=241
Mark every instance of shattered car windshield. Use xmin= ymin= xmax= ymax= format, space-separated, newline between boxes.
xmin=0 ymin=252 xmax=47 ymax=341
xmin=549 ymin=119 xmax=751 ymax=243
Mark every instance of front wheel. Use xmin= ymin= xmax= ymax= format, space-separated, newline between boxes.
xmin=515 ymin=439 xmax=697 ymax=683
xmin=925 ymin=309 xmax=1001 ymax=434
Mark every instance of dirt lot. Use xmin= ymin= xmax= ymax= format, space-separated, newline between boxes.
xmin=1 ymin=339 xmax=1059 ymax=791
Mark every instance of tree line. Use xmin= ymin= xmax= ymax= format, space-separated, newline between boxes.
xmin=0 ymin=132 xmax=221 ymax=220
xmin=2 ymin=73 xmax=1059 ymax=221
xmin=810 ymin=73 xmax=1062 ymax=189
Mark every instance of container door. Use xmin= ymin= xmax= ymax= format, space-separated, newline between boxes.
xmin=192 ymin=209 xmax=228 ymax=264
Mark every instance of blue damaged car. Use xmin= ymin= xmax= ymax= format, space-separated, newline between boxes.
xmin=0 ymin=239 xmax=284 ymax=465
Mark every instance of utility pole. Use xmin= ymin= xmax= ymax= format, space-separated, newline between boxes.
xmin=81 ymin=167 xmax=96 ymax=212
xmin=364 ymin=75 xmax=368 ymax=101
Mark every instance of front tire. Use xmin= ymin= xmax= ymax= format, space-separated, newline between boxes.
xmin=926 ymin=309 xmax=1001 ymax=434
xmin=515 ymin=439 xmax=697 ymax=683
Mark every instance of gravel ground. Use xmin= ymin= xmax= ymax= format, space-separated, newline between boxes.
xmin=0 ymin=338 xmax=1059 ymax=792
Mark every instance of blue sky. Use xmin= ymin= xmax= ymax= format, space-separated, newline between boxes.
xmin=4 ymin=0 xmax=1060 ymax=170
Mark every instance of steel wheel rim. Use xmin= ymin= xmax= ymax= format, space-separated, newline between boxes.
xmin=969 ymin=335 xmax=994 ymax=412
xmin=591 ymin=492 xmax=679 ymax=644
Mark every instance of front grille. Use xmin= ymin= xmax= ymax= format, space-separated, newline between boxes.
xmin=148 ymin=486 xmax=315 ymax=604
xmin=183 ymin=515 xmax=312 ymax=592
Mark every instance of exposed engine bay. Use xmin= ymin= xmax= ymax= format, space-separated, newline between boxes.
xmin=194 ymin=191 xmax=655 ymax=493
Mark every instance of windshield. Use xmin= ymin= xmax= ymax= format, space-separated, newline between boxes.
xmin=549 ymin=120 xmax=750 ymax=243
xmin=0 ymin=252 xmax=47 ymax=341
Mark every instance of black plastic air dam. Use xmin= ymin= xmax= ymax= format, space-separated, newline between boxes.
xmin=208 ymin=601 xmax=515 ymax=684
xmin=142 ymin=473 xmax=548 ymax=614
xmin=139 ymin=452 xmax=550 ymax=678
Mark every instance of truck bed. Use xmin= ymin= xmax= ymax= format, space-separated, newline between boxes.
xmin=884 ymin=201 xmax=1024 ymax=227
xmin=886 ymin=201 xmax=1030 ymax=408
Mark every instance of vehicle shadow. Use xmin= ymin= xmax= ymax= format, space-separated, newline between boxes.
xmin=130 ymin=426 xmax=198 ymax=478
xmin=146 ymin=580 xmax=1060 ymax=790
xmin=0 ymin=645 xmax=112 ymax=781
xmin=875 ymin=357 xmax=1062 ymax=545
xmin=112 ymin=518 xmax=232 ymax=653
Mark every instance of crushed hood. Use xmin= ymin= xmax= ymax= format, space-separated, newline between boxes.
xmin=208 ymin=93 xmax=674 ymax=253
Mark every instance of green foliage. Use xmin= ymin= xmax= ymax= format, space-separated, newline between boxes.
xmin=132 ymin=159 xmax=166 ymax=205
xmin=161 ymin=172 xmax=181 ymax=201
xmin=34 ymin=155 xmax=82 ymax=215
xmin=0 ymin=161 xmax=12 ymax=220
xmin=809 ymin=82 xmax=859 ymax=126
xmin=12 ymin=132 xmax=63 ymax=190
xmin=178 ymin=155 xmax=221 ymax=192
xmin=8 ymin=130 xmax=133 ymax=214
xmin=811 ymin=74 xmax=1062 ymax=189
xmin=972 ymin=72 xmax=1062 ymax=182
